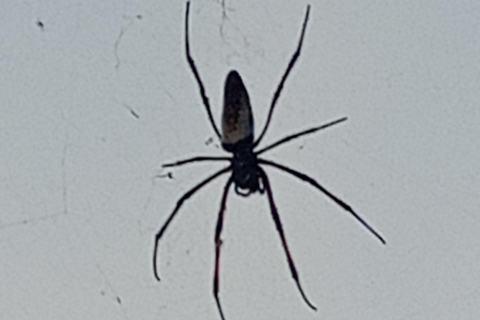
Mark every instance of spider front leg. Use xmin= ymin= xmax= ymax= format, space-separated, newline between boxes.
xmin=213 ymin=177 xmax=233 ymax=320
xmin=258 ymin=167 xmax=317 ymax=311
xmin=153 ymin=166 xmax=231 ymax=281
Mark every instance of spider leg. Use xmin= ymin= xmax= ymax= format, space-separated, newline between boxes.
xmin=153 ymin=166 xmax=231 ymax=281
xmin=213 ymin=177 xmax=233 ymax=320
xmin=185 ymin=1 xmax=221 ymax=139
xmin=258 ymin=159 xmax=386 ymax=245
xmin=162 ymin=156 xmax=231 ymax=168
xmin=256 ymin=117 xmax=347 ymax=155
xmin=254 ymin=5 xmax=311 ymax=148
xmin=258 ymin=167 xmax=317 ymax=311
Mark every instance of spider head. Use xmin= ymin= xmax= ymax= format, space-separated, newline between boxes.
xmin=231 ymin=144 xmax=262 ymax=196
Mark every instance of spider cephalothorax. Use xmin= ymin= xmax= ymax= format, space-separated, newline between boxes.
xmin=230 ymin=145 xmax=262 ymax=196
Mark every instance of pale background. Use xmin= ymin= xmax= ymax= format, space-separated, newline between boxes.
xmin=1 ymin=0 xmax=479 ymax=319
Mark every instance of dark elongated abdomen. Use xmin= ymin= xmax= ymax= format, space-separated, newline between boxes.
xmin=221 ymin=71 xmax=254 ymax=152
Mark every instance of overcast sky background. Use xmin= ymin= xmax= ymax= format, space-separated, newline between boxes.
xmin=1 ymin=0 xmax=479 ymax=319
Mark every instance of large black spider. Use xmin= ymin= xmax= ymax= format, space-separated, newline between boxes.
xmin=153 ymin=2 xmax=386 ymax=319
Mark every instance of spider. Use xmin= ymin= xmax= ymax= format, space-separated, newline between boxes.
xmin=153 ymin=2 xmax=386 ymax=319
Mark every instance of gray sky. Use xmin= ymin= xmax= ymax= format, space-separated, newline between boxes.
xmin=1 ymin=0 xmax=479 ymax=319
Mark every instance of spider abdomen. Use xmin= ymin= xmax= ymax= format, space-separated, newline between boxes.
xmin=221 ymin=70 xmax=254 ymax=152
